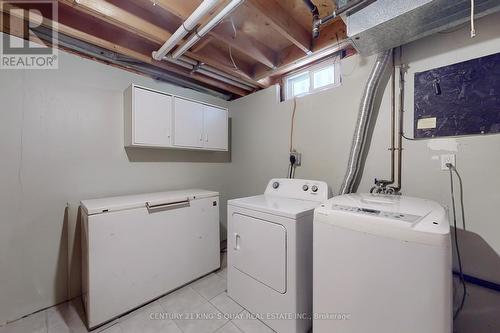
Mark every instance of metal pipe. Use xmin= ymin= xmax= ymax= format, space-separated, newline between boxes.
xmin=395 ymin=47 xmax=407 ymax=192
xmin=197 ymin=68 xmax=253 ymax=91
xmin=176 ymin=55 xmax=258 ymax=88
xmin=172 ymin=0 xmax=244 ymax=59
xmin=372 ymin=49 xmax=396 ymax=192
xmin=302 ymin=0 xmax=320 ymax=38
xmin=199 ymin=64 xmax=258 ymax=89
xmin=334 ymin=0 xmax=373 ymax=17
xmin=311 ymin=0 xmax=373 ymax=39
xmin=163 ymin=56 xmax=255 ymax=91
xmin=339 ymin=49 xmax=392 ymax=195
xmin=389 ymin=49 xmax=396 ymax=185
xmin=152 ymin=0 xmax=220 ymax=60
xmin=302 ymin=0 xmax=319 ymax=16
xmin=174 ymin=55 xmax=257 ymax=89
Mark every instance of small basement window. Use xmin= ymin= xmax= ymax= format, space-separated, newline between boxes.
xmin=284 ymin=56 xmax=341 ymax=100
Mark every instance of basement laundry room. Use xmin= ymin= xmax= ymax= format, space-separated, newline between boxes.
xmin=0 ymin=0 xmax=499 ymax=332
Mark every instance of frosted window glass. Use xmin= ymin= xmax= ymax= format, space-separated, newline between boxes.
xmin=290 ymin=72 xmax=310 ymax=97
xmin=313 ymin=66 xmax=335 ymax=89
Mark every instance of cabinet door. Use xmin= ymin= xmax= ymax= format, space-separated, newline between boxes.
xmin=133 ymin=87 xmax=172 ymax=146
xmin=203 ymin=105 xmax=228 ymax=150
xmin=173 ymin=97 xmax=204 ymax=148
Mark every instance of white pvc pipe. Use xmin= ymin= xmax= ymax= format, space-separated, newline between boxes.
xmin=152 ymin=0 xmax=219 ymax=60
xmin=172 ymin=0 xmax=244 ymax=59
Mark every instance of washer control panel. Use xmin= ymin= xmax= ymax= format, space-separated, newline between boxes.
xmin=265 ymin=178 xmax=330 ymax=201
xmin=330 ymin=204 xmax=421 ymax=223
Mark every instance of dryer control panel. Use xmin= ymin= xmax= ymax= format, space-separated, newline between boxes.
xmin=265 ymin=178 xmax=331 ymax=202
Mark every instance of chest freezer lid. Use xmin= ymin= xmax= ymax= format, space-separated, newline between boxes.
xmin=81 ymin=189 xmax=218 ymax=215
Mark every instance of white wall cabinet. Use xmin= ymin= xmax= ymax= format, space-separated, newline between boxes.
xmin=204 ymin=105 xmax=228 ymax=151
xmin=124 ymin=85 xmax=228 ymax=151
xmin=130 ymin=86 xmax=172 ymax=147
xmin=173 ymin=97 xmax=205 ymax=149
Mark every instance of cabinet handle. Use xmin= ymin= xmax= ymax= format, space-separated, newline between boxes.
xmin=205 ymin=133 xmax=209 ymax=142
xmin=199 ymin=133 xmax=203 ymax=141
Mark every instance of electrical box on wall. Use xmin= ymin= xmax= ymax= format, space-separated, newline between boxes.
xmin=414 ymin=52 xmax=500 ymax=138
xmin=290 ymin=151 xmax=301 ymax=166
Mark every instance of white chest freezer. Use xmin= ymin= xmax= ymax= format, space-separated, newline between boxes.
xmin=80 ymin=189 xmax=220 ymax=329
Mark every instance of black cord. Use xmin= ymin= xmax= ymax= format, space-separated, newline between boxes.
xmin=447 ymin=163 xmax=467 ymax=320
xmin=453 ymin=166 xmax=467 ymax=231
xmin=289 ymin=154 xmax=297 ymax=179
xmin=402 ymin=132 xmax=417 ymax=141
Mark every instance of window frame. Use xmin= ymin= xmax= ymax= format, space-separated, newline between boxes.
xmin=283 ymin=56 xmax=342 ymax=101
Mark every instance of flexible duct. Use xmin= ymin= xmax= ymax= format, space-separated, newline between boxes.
xmin=339 ymin=50 xmax=392 ymax=195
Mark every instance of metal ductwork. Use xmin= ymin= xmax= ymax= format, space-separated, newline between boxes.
xmin=346 ymin=0 xmax=500 ymax=55
xmin=339 ymin=49 xmax=392 ymax=195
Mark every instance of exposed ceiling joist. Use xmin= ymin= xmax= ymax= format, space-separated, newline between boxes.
xmin=58 ymin=0 xmax=261 ymax=88
xmin=3 ymin=0 xmax=351 ymax=98
xmin=188 ymin=45 xmax=259 ymax=84
xmin=246 ymin=0 xmax=311 ymax=54
xmin=258 ymin=39 xmax=351 ymax=85
xmin=211 ymin=25 xmax=276 ymax=69
xmin=191 ymin=35 xmax=213 ymax=53
xmin=1 ymin=4 xmax=248 ymax=97
xmin=59 ymin=0 xmax=169 ymax=44
xmin=254 ymin=19 xmax=348 ymax=81
xmin=151 ymin=0 xmax=277 ymax=69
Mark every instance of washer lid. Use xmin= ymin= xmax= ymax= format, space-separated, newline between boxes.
xmin=228 ymin=195 xmax=322 ymax=219
xmin=315 ymin=193 xmax=450 ymax=237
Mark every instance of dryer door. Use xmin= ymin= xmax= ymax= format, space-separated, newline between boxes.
xmin=231 ymin=213 xmax=287 ymax=293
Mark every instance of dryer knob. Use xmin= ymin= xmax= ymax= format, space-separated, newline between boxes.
xmin=272 ymin=181 xmax=280 ymax=189
xmin=311 ymin=185 xmax=319 ymax=193
xmin=302 ymin=185 xmax=309 ymax=191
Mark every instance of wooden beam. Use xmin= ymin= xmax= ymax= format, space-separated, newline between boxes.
xmin=189 ymin=44 xmax=265 ymax=88
xmin=190 ymin=45 xmax=253 ymax=80
xmin=191 ymin=35 xmax=212 ymax=53
xmin=1 ymin=4 xmax=248 ymax=96
xmin=150 ymin=0 xmax=199 ymax=21
xmin=210 ymin=26 xmax=276 ymax=69
xmin=59 ymin=0 xmax=261 ymax=87
xmin=253 ymin=39 xmax=351 ymax=84
xmin=153 ymin=0 xmax=277 ymax=68
xmin=254 ymin=18 xmax=348 ymax=80
xmin=246 ymin=0 xmax=311 ymax=54
xmin=59 ymin=0 xmax=169 ymax=44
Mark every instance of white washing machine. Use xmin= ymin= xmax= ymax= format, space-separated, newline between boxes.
xmin=227 ymin=178 xmax=330 ymax=333
xmin=313 ymin=193 xmax=452 ymax=333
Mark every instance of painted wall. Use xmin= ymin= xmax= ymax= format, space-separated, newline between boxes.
xmin=0 ymin=34 xmax=230 ymax=325
xmin=228 ymin=12 xmax=500 ymax=286
xmin=2 ymin=11 xmax=500 ymax=327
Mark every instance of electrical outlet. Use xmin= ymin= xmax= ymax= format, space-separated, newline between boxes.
xmin=441 ymin=154 xmax=456 ymax=170
xmin=290 ymin=151 xmax=301 ymax=166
